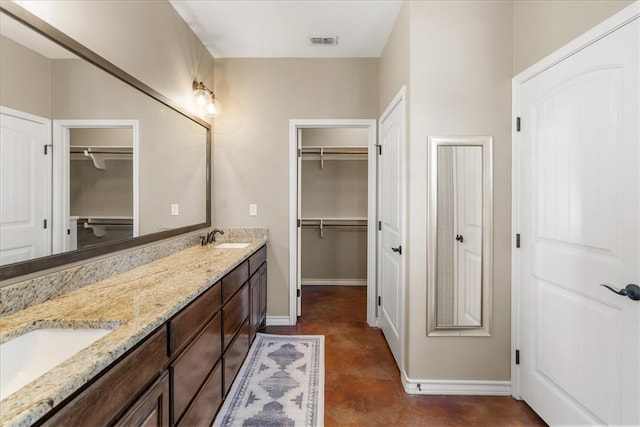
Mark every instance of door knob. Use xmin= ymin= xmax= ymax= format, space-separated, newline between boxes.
xmin=600 ymin=283 xmax=640 ymax=301
xmin=455 ymin=234 xmax=464 ymax=243
xmin=391 ymin=246 xmax=402 ymax=255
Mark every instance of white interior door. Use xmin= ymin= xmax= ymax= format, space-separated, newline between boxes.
xmin=378 ymin=89 xmax=405 ymax=368
xmin=296 ymin=128 xmax=303 ymax=316
xmin=453 ymin=147 xmax=482 ymax=326
xmin=516 ymin=15 xmax=639 ymax=426
xmin=0 ymin=108 xmax=51 ymax=266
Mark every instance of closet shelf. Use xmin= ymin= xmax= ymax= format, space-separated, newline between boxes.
xmin=70 ymin=146 xmax=133 ymax=170
xmin=300 ymin=145 xmax=368 ymax=169
xmin=78 ymin=216 xmax=133 ymax=237
xmin=300 ymin=217 xmax=367 ymax=238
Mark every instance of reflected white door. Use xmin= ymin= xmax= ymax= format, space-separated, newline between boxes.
xmin=378 ymin=90 xmax=405 ymax=368
xmin=0 ymin=109 xmax=51 ymax=266
xmin=517 ymin=17 xmax=639 ymax=426
xmin=453 ymin=147 xmax=482 ymax=326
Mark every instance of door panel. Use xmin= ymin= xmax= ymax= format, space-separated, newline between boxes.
xmin=454 ymin=147 xmax=482 ymax=325
xmin=517 ymin=17 xmax=638 ymax=426
xmin=0 ymin=111 xmax=51 ymax=266
xmin=378 ymin=92 xmax=405 ymax=368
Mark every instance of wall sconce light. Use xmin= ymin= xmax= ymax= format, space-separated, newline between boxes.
xmin=192 ymin=80 xmax=221 ymax=117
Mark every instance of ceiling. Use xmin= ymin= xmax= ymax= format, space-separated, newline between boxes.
xmin=169 ymin=0 xmax=403 ymax=58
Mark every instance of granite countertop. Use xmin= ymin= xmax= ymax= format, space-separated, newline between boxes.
xmin=0 ymin=236 xmax=267 ymax=427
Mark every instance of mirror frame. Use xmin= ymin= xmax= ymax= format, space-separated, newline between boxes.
xmin=427 ymin=136 xmax=493 ymax=337
xmin=0 ymin=2 xmax=211 ymax=281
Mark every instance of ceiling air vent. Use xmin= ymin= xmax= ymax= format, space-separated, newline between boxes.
xmin=310 ymin=36 xmax=338 ymax=46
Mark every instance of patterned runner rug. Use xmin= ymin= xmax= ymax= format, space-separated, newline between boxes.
xmin=214 ymin=333 xmax=325 ymax=427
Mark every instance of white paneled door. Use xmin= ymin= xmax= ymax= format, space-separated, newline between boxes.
xmin=515 ymin=14 xmax=639 ymax=426
xmin=0 ymin=109 xmax=51 ymax=266
xmin=453 ymin=147 xmax=483 ymax=326
xmin=378 ymin=88 xmax=405 ymax=369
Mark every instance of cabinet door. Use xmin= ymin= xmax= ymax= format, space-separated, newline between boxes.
xmin=249 ymin=272 xmax=260 ymax=342
xmin=259 ymin=263 xmax=267 ymax=328
xmin=171 ymin=312 xmax=222 ymax=423
xmin=177 ymin=362 xmax=222 ymax=427
xmin=115 ymin=372 xmax=169 ymax=427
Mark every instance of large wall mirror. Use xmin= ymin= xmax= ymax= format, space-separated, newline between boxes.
xmin=0 ymin=3 xmax=211 ymax=281
xmin=427 ymin=136 xmax=493 ymax=336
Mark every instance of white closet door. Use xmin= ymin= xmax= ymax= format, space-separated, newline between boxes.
xmin=0 ymin=110 xmax=51 ymax=266
xmin=378 ymin=91 xmax=405 ymax=369
xmin=516 ymin=16 xmax=639 ymax=426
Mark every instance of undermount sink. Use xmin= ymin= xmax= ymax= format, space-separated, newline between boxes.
xmin=0 ymin=328 xmax=112 ymax=400
xmin=215 ymin=242 xmax=250 ymax=249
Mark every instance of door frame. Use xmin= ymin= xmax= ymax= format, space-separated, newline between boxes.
xmin=52 ymin=119 xmax=140 ymax=254
xmin=511 ymin=1 xmax=640 ymax=398
xmin=288 ymin=119 xmax=378 ymax=326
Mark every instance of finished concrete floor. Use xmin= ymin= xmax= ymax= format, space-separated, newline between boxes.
xmin=266 ymin=285 xmax=546 ymax=427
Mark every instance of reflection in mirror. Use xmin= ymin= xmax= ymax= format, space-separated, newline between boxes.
xmin=427 ymin=136 xmax=493 ymax=336
xmin=436 ymin=146 xmax=483 ymax=327
xmin=0 ymin=5 xmax=210 ymax=279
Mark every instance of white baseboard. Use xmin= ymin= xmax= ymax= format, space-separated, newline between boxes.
xmin=301 ymin=278 xmax=366 ymax=287
xmin=402 ymin=371 xmax=511 ymax=395
xmin=266 ymin=316 xmax=294 ymax=326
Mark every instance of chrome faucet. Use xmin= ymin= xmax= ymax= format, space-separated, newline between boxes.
xmin=200 ymin=228 xmax=224 ymax=245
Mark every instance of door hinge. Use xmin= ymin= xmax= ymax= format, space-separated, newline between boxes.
xmin=516 ymin=117 xmax=521 ymax=132
xmin=378 ymin=221 xmax=382 ymax=231
xmin=376 ymin=144 xmax=382 ymax=155
xmin=44 ymin=144 xmax=52 ymax=155
xmin=378 ymin=296 xmax=381 ymax=306
xmin=297 ymin=148 xmax=301 ymax=158
xmin=297 ymin=219 xmax=301 ymax=228
xmin=43 ymin=219 xmax=47 ymax=229
xmin=515 ymin=349 xmax=520 ymax=365
xmin=516 ymin=233 xmax=521 ymax=248
xmin=297 ymin=289 xmax=301 ymax=297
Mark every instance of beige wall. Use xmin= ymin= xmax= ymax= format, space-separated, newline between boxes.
xmin=379 ymin=0 xmax=410 ymax=111
xmin=513 ymin=0 xmax=634 ymax=74
xmin=213 ymin=58 xmax=379 ymax=316
xmin=0 ymin=35 xmax=50 ymax=117
xmin=402 ymin=0 xmax=514 ymax=381
xmin=12 ymin=1 xmax=214 ymax=106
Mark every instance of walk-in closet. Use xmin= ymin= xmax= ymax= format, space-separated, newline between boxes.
xmin=292 ymin=122 xmax=381 ymax=325
xmin=69 ymin=127 xmax=134 ymax=250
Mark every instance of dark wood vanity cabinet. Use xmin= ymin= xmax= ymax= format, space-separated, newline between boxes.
xmin=37 ymin=245 xmax=267 ymax=427
xmin=40 ymin=327 xmax=169 ymax=427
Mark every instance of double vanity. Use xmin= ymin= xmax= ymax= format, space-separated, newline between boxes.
xmin=0 ymin=233 xmax=268 ymax=427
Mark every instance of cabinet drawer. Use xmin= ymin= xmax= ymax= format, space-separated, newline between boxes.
xmin=169 ymin=282 xmax=221 ymax=355
xmin=221 ymin=261 xmax=248 ymax=304
xmin=248 ymin=245 xmax=267 ymax=277
xmin=222 ymin=284 xmax=249 ymax=350
xmin=223 ymin=320 xmax=250 ymax=396
xmin=171 ymin=313 xmax=222 ymax=422
xmin=177 ymin=361 xmax=222 ymax=427
xmin=42 ymin=327 xmax=168 ymax=427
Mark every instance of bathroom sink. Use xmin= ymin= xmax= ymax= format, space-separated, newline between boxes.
xmin=0 ymin=328 xmax=112 ymax=400
xmin=215 ymin=242 xmax=250 ymax=249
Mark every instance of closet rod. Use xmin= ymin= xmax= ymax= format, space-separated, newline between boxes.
xmin=301 ymin=223 xmax=367 ymax=227
xmin=301 ymin=150 xmax=367 ymax=155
